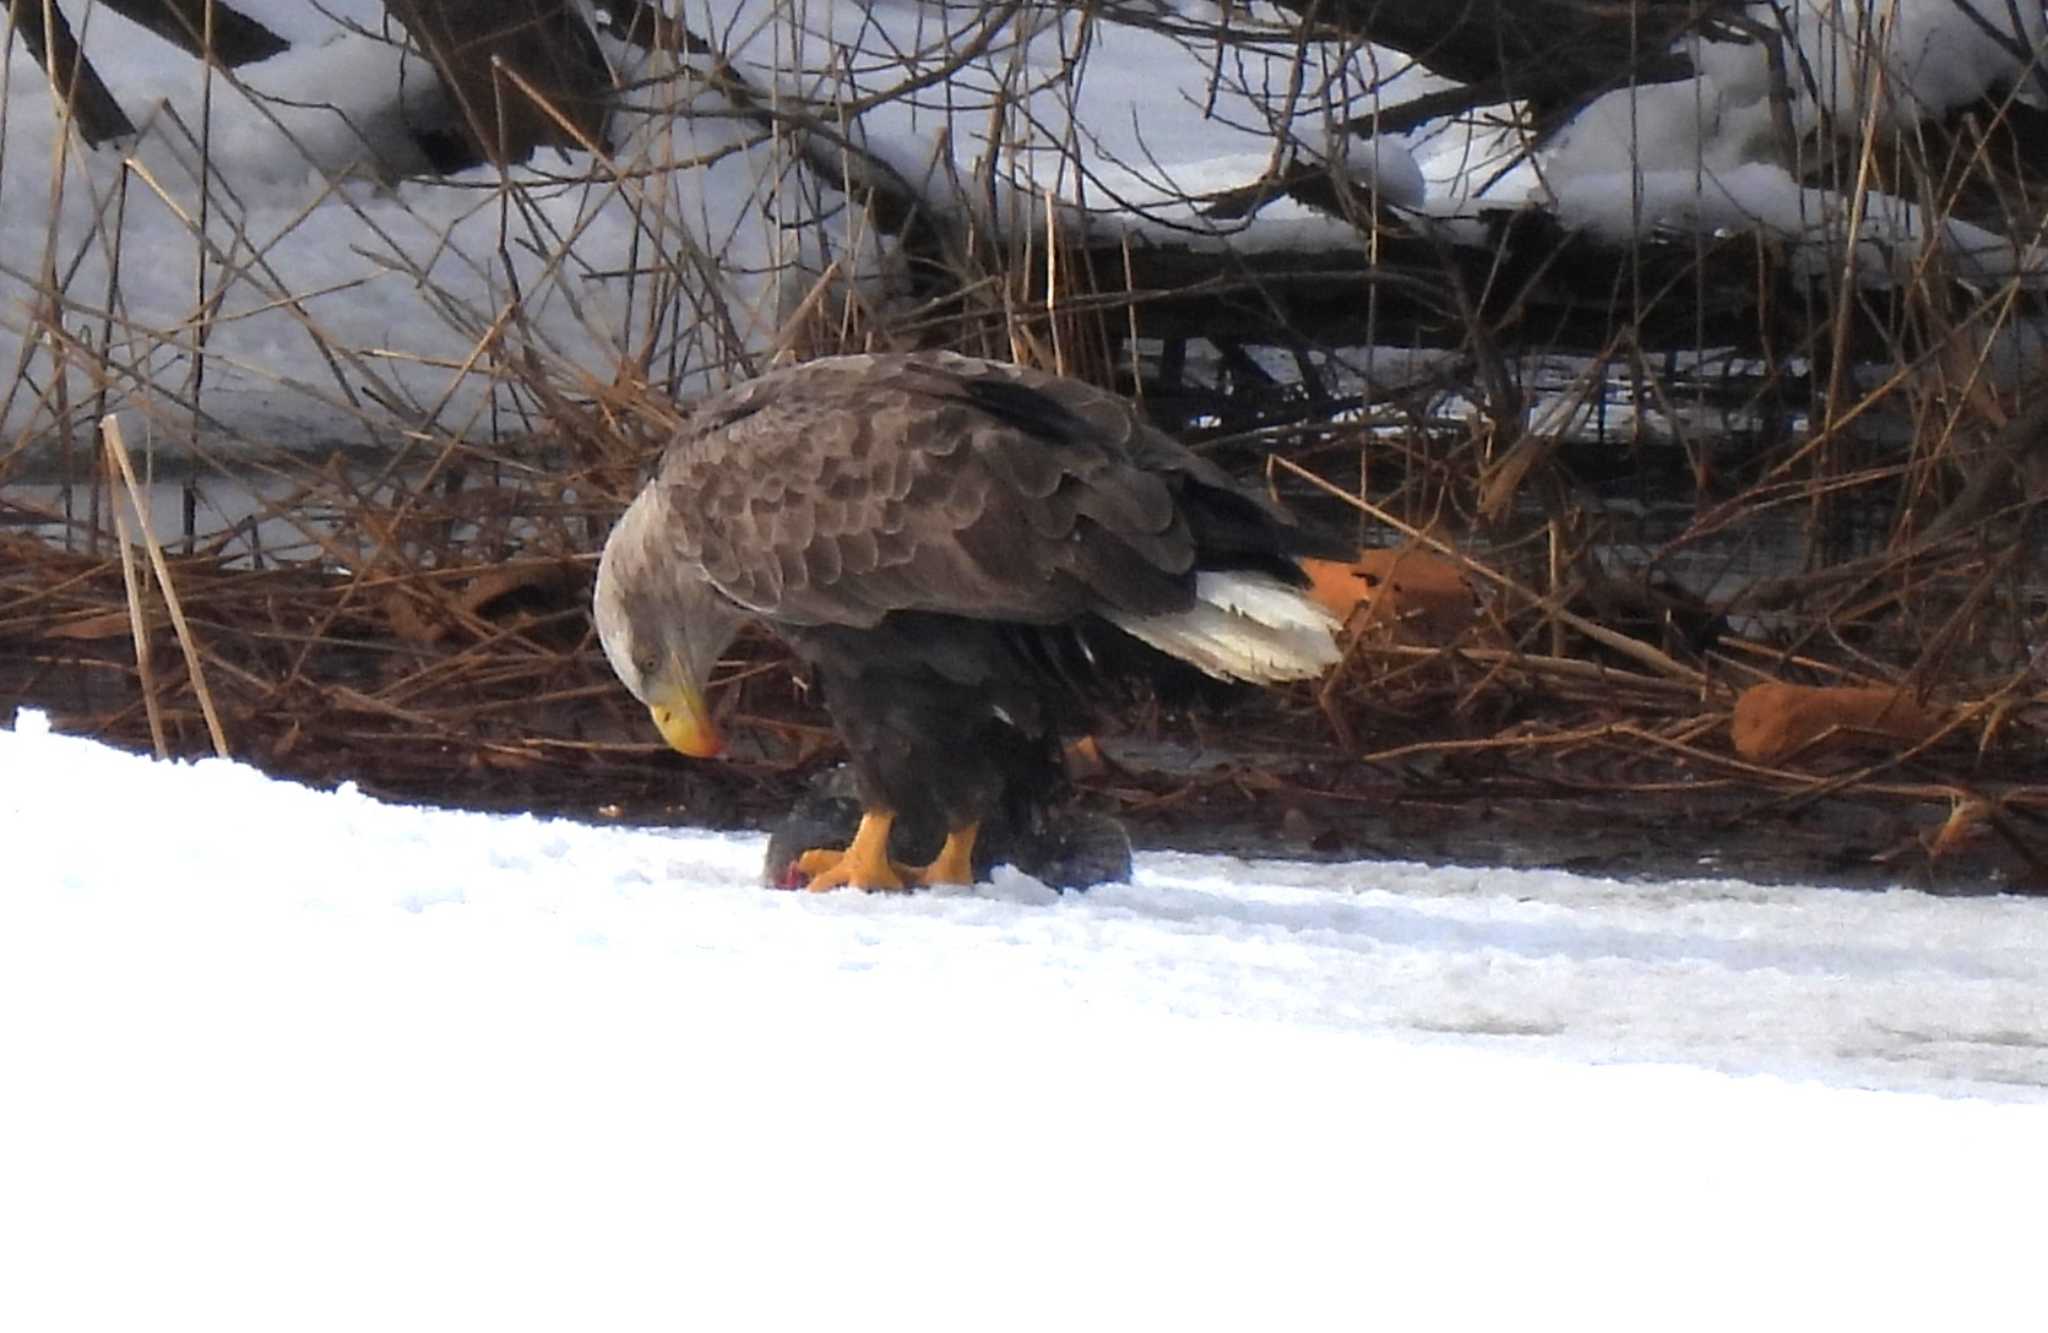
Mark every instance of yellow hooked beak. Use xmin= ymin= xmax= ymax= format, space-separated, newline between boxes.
xmin=648 ymin=682 xmax=722 ymax=758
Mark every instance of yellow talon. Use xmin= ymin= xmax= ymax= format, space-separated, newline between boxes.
xmin=919 ymin=825 xmax=980 ymax=887
xmin=796 ymin=811 xmax=910 ymax=891
xmin=788 ymin=814 xmax=983 ymax=891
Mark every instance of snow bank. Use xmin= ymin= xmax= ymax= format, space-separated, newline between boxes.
xmin=1532 ymin=0 xmax=2048 ymax=277
xmin=3 ymin=707 xmax=2045 ymax=1328
xmin=2 ymin=0 xmax=851 ymax=449
xmin=11 ymin=0 xmax=2038 ymax=462
xmin=1552 ymin=160 xmax=2039 ymax=285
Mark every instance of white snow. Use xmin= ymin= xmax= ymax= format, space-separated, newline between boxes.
xmin=7 ymin=1 xmax=2043 ymax=462
xmin=1433 ymin=1 xmax=2048 ymax=280
xmin=8 ymin=5 xmax=2048 ymax=1309
xmin=1549 ymin=0 xmax=2048 ymax=193
xmin=1549 ymin=160 xmax=2039 ymax=285
xmin=2 ymin=0 xmax=853 ymax=447
xmin=6 ymin=0 xmax=1427 ymax=451
xmin=3 ymin=707 xmax=2045 ymax=1329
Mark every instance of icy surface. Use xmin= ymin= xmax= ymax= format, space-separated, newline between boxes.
xmin=2 ymin=708 xmax=2044 ymax=1328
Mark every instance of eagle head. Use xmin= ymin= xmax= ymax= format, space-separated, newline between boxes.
xmin=593 ymin=484 xmax=747 ymax=759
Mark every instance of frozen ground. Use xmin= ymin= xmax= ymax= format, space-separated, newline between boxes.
xmin=2 ymin=708 xmax=2043 ymax=1329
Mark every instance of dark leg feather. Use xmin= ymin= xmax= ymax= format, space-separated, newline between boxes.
xmin=772 ymin=618 xmax=1079 ymax=888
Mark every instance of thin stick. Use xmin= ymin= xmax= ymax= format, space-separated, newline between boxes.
xmin=767 ymin=255 xmax=846 ymax=365
xmin=101 ymin=414 xmax=230 ymax=759
xmin=106 ymin=477 xmax=169 ymax=759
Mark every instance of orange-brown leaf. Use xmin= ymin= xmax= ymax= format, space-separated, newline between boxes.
xmin=1925 ymin=798 xmax=1993 ymax=859
xmin=1730 ymin=682 xmax=1942 ymax=764
xmin=1299 ymin=547 xmax=1479 ymax=644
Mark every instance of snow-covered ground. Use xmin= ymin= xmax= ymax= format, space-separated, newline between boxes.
xmin=8 ymin=12 xmax=2048 ymax=1317
xmin=8 ymin=1 xmax=2044 ymax=460
xmin=3 ymin=708 xmax=2044 ymax=1329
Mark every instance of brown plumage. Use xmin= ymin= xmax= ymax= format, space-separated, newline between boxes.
xmin=594 ymin=350 xmax=1343 ymax=891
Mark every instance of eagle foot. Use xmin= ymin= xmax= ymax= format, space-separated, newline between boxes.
xmin=787 ymin=813 xmax=981 ymax=892
xmin=792 ymin=845 xmax=912 ymax=892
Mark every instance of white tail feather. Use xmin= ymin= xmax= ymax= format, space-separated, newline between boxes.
xmin=1107 ymin=570 xmax=1341 ymax=683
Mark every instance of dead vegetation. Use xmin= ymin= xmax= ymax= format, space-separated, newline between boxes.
xmin=5 ymin=2 xmax=2048 ymax=889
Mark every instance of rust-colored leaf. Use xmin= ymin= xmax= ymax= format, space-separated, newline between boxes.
xmin=1299 ymin=547 xmax=1480 ymax=644
xmin=1730 ymin=682 xmax=1943 ymax=764
xmin=1925 ymin=798 xmax=1993 ymax=859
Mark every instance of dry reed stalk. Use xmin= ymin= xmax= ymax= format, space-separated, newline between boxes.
xmin=766 ymin=256 xmax=849 ymax=366
xmin=104 ymin=480 xmax=169 ymax=759
xmin=1353 ymin=641 xmax=1701 ymax=697
xmin=100 ymin=414 xmax=230 ymax=758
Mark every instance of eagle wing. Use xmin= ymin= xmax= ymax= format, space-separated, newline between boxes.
xmin=654 ymin=351 xmax=1276 ymax=630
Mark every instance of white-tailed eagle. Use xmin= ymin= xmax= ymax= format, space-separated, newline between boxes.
xmin=593 ymin=350 xmax=1342 ymax=890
